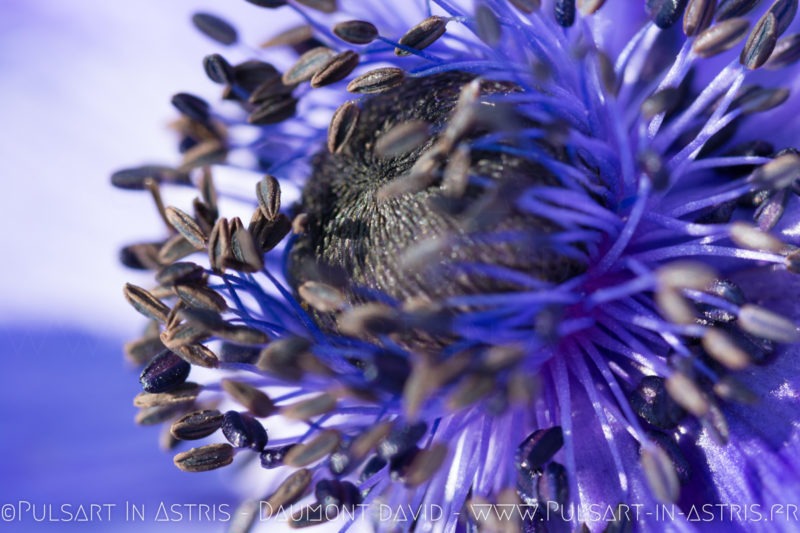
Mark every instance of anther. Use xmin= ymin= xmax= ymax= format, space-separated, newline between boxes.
xmin=174 ymin=443 xmax=234 ymax=472
xmin=140 ymin=350 xmax=191 ymax=393
xmin=221 ymin=410 xmax=268 ymax=451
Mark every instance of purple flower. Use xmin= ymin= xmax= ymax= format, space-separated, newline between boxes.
xmin=117 ymin=1 xmax=800 ymax=531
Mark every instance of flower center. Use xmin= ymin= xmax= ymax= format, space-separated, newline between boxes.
xmin=288 ymin=71 xmax=588 ymax=340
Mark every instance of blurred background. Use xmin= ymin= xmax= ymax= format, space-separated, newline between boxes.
xmin=0 ymin=1 xmax=282 ymax=530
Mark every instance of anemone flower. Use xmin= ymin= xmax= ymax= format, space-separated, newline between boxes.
xmin=117 ymin=0 xmax=800 ymax=531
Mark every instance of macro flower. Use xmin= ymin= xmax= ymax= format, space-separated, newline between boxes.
xmin=116 ymin=0 xmax=800 ymax=531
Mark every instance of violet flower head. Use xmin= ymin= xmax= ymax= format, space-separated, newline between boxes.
xmin=116 ymin=0 xmax=800 ymax=531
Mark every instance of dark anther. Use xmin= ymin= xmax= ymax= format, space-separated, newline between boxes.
xmin=171 ymin=93 xmax=211 ymax=124
xmin=314 ymin=479 xmax=341 ymax=507
xmin=358 ymin=352 xmax=411 ymax=395
xmin=721 ymin=140 xmax=775 ymax=178
xmin=377 ymin=421 xmax=428 ymax=460
xmin=389 ymin=446 xmax=420 ymax=482
xmin=396 ymin=16 xmax=448 ymax=56
xmin=698 ymin=279 xmax=745 ymax=323
xmin=111 ymin=165 xmax=189 ymax=191
xmin=231 ymin=60 xmax=281 ymax=97
xmin=203 ymin=54 xmax=234 ymax=85
xmin=178 ymin=137 xmax=198 ymax=154
xmin=119 ymin=242 xmax=162 ymax=270
xmin=554 ymin=0 xmax=577 ymax=27
xmin=638 ymin=149 xmax=670 ymax=190
xmin=360 ymin=454 xmax=388 ymax=483
xmin=249 ymin=211 xmax=292 ymax=253
xmin=222 ymin=410 xmax=268 ymax=451
xmin=260 ymin=444 xmax=296 ymax=469
xmin=244 ymin=0 xmax=287 ymax=7
xmin=340 ymin=481 xmax=362 ymax=507
xmin=715 ymin=0 xmax=761 ymax=21
xmin=515 ymin=426 xmax=564 ymax=474
xmin=646 ymin=0 xmax=688 ymax=29
xmin=314 ymin=479 xmax=363 ymax=512
xmin=537 ymin=462 xmax=569 ymax=509
xmin=333 ymin=20 xmax=379 ymax=45
xmin=140 ymin=350 xmax=191 ymax=393
xmin=629 ymin=376 xmax=686 ymax=429
xmin=191 ymin=12 xmax=239 ymax=46
xmin=516 ymin=467 xmax=540 ymax=505
xmin=719 ymin=324 xmax=775 ymax=365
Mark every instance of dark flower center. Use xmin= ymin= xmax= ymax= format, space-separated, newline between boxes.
xmin=289 ymin=72 xmax=586 ymax=334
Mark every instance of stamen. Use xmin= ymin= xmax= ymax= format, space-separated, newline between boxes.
xmin=174 ymin=443 xmax=235 ymax=472
xmin=405 ymin=443 xmax=448 ymax=486
xmin=515 ymin=426 xmax=563 ymax=473
xmin=262 ymin=468 xmax=312 ymax=509
xmin=310 ymin=50 xmax=360 ymax=88
xmin=683 ymin=0 xmax=715 ymax=36
xmin=395 ymin=16 xmax=449 ymax=56
xmin=156 ymin=261 xmax=205 ymax=286
xmin=346 ymin=67 xmax=407 ymax=94
xmin=221 ymin=379 xmax=276 ymax=417
xmin=281 ymin=393 xmax=338 ymax=420
xmin=111 ymin=165 xmax=189 ymax=190
xmin=692 ymin=18 xmax=751 ymax=58
xmin=664 ymin=372 xmax=710 ymax=417
xmin=738 ymin=304 xmax=800 ymax=342
xmin=298 ymin=281 xmax=347 ymax=313
xmin=740 ymin=12 xmax=778 ymax=69
xmin=124 ymin=283 xmax=170 ymax=323
xmin=259 ymin=24 xmax=315 ymax=50
xmin=333 ymin=20 xmax=379 ymax=45
xmin=629 ymin=376 xmax=686 ymax=430
xmin=134 ymin=382 xmax=201 ymax=409
xmin=729 ymin=221 xmax=787 ymax=252
xmin=158 ymin=234 xmax=198 ymax=265
xmin=221 ymin=410 xmax=268 ymax=450
xmin=554 ymin=0 xmax=577 ymax=27
xmin=764 ymin=32 xmax=800 ymax=68
xmin=640 ymin=445 xmax=680 ymax=503
xmin=377 ymin=421 xmax=429 ymax=461
xmin=191 ymin=12 xmax=239 ymax=46
xmin=715 ymin=0 xmax=761 ymax=21
xmin=284 ymin=429 xmax=342 ymax=467
xmin=203 ymin=54 xmax=234 ymax=85
xmin=283 ymin=47 xmax=336 ymax=85
xmin=701 ymin=328 xmax=751 ymax=369
xmin=165 ymin=206 xmax=208 ymax=250
xmin=170 ymin=409 xmax=224 ymax=440
xmin=260 ymin=444 xmax=296 ymax=469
